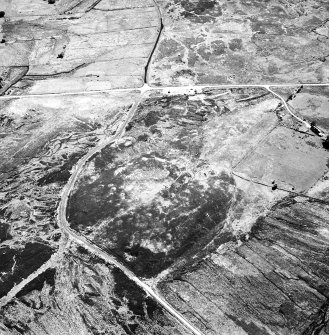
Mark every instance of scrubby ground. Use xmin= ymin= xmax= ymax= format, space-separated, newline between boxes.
xmin=0 ymin=243 xmax=190 ymax=335
xmin=151 ymin=0 xmax=329 ymax=85
xmin=0 ymin=91 xmax=138 ymax=299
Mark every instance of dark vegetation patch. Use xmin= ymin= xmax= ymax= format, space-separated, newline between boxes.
xmin=157 ymin=38 xmax=184 ymax=58
xmin=17 ymin=268 xmax=56 ymax=298
xmin=76 ymin=245 xmax=89 ymax=254
xmin=312 ymin=117 xmax=329 ymax=132
xmin=226 ymin=314 xmax=271 ymax=335
xmin=0 ymin=242 xmax=54 ymax=298
xmin=94 ymin=146 xmax=117 ymax=169
xmin=112 ymin=267 xmax=159 ymax=319
xmin=229 ymin=38 xmax=243 ymax=51
xmin=211 ymin=40 xmax=226 ymax=55
xmin=212 ymin=231 xmax=235 ymax=246
xmin=1 ymin=316 xmax=29 ymax=335
xmin=196 ymin=45 xmax=211 ymax=61
xmin=0 ymin=113 xmax=14 ymax=128
xmin=80 ymin=294 xmax=97 ymax=306
xmin=175 ymin=69 xmax=196 ymax=78
xmin=175 ymin=0 xmax=221 ymax=22
xmin=67 ymin=156 xmax=125 ymax=227
xmin=37 ymin=152 xmax=83 ymax=186
xmin=137 ymin=133 xmax=149 ymax=142
xmin=302 ymin=300 xmax=329 ymax=335
xmin=0 ymin=222 xmax=11 ymax=242
xmin=324 ymin=138 xmax=329 ymax=150
xmin=144 ymin=110 xmax=161 ymax=127
xmin=122 ymin=243 xmax=172 ymax=277
xmin=250 ymin=16 xmax=285 ymax=35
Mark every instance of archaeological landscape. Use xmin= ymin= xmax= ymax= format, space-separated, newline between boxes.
xmin=1 ymin=0 xmax=329 ymax=334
